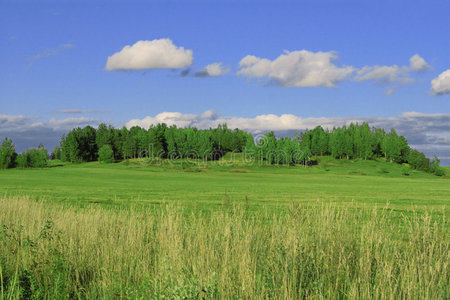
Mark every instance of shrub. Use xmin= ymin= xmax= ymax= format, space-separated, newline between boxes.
xmin=27 ymin=148 xmax=48 ymax=167
xmin=98 ymin=145 xmax=114 ymax=163
xmin=17 ymin=148 xmax=48 ymax=168
xmin=401 ymin=167 xmax=410 ymax=176
xmin=434 ymin=167 xmax=445 ymax=176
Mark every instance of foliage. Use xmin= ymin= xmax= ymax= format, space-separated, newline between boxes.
xmin=51 ymin=146 xmax=61 ymax=160
xmin=98 ymin=144 xmax=114 ymax=163
xmin=2 ymin=122 xmax=443 ymax=174
xmin=16 ymin=148 xmax=48 ymax=168
xmin=0 ymin=137 xmax=17 ymax=169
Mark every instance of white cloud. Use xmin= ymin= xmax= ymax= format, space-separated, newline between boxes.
xmin=237 ymin=50 xmax=355 ymax=88
xmin=29 ymin=43 xmax=75 ymax=66
xmin=409 ymin=54 xmax=431 ymax=71
xmin=354 ymin=54 xmax=431 ymax=94
xmin=47 ymin=117 xmax=99 ymax=130
xmin=195 ymin=62 xmax=230 ymax=77
xmin=355 ymin=65 xmax=412 ymax=84
xmin=431 ymin=69 xmax=450 ymax=95
xmin=105 ymin=39 xmax=193 ymax=71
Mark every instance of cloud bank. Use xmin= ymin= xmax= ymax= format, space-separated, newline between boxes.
xmin=105 ymin=39 xmax=193 ymax=71
xmin=431 ymin=69 xmax=450 ymax=95
xmin=0 ymin=116 xmax=100 ymax=153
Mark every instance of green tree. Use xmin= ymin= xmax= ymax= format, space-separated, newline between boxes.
xmin=98 ymin=144 xmax=114 ymax=163
xmin=0 ymin=137 xmax=17 ymax=169
xmin=16 ymin=154 xmax=29 ymax=168
xmin=51 ymin=146 xmax=61 ymax=160
xmin=382 ymin=129 xmax=408 ymax=163
xmin=27 ymin=148 xmax=48 ymax=167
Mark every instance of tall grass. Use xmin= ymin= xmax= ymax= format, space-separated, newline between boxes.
xmin=0 ymin=196 xmax=448 ymax=299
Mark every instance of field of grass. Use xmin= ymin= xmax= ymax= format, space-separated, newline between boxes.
xmin=1 ymin=196 xmax=448 ymax=299
xmin=0 ymin=155 xmax=448 ymax=212
xmin=0 ymin=157 xmax=448 ymax=298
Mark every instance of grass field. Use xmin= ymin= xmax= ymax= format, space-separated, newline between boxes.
xmin=0 ymin=155 xmax=448 ymax=211
xmin=0 ymin=156 xmax=449 ymax=298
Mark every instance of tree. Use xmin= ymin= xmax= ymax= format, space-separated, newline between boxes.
xmin=51 ymin=146 xmax=61 ymax=160
xmin=0 ymin=138 xmax=17 ymax=169
xmin=382 ymin=129 xmax=408 ymax=163
xmin=96 ymin=123 xmax=112 ymax=149
xmin=408 ymin=150 xmax=429 ymax=171
xmin=27 ymin=148 xmax=48 ymax=167
xmin=17 ymin=147 xmax=48 ymax=168
xmin=147 ymin=127 xmax=165 ymax=158
xmin=310 ymin=126 xmax=328 ymax=155
xmin=429 ymin=156 xmax=445 ymax=176
xmin=359 ymin=123 xmax=374 ymax=159
xmin=98 ymin=145 xmax=114 ymax=163
xmin=16 ymin=154 xmax=29 ymax=168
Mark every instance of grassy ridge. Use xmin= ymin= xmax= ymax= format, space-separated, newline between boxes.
xmin=1 ymin=196 xmax=448 ymax=299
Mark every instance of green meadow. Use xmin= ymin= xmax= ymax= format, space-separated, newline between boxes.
xmin=0 ymin=155 xmax=448 ymax=210
xmin=0 ymin=156 xmax=449 ymax=298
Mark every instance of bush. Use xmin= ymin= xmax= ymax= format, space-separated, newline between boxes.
xmin=28 ymin=148 xmax=48 ymax=167
xmin=17 ymin=148 xmax=48 ymax=168
xmin=434 ymin=167 xmax=445 ymax=176
xmin=98 ymin=145 xmax=114 ymax=163
xmin=401 ymin=167 xmax=410 ymax=176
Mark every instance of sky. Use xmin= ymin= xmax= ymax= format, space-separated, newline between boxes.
xmin=1 ymin=0 xmax=449 ymax=164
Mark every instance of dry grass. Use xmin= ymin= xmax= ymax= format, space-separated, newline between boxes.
xmin=0 ymin=196 xmax=448 ymax=299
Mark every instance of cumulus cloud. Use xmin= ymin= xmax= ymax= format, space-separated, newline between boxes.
xmin=237 ymin=50 xmax=354 ymax=87
xmin=105 ymin=39 xmax=193 ymax=71
xmin=237 ymin=51 xmax=431 ymax=93
xmin=409 ymin=54 xmax=431 ymax=71
xmin=195 ymin=62 xmax=230 ymax=77
xmin=431 ymin=69 xmax=450 ymax=95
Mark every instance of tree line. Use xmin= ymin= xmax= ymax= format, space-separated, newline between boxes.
xmin=0 ymin=122 xmax=444 ymax=175
xmin=58 ymin=123 xmax=249 ymax=163
xmin=244 ymin=123 xmax=443 ymax=175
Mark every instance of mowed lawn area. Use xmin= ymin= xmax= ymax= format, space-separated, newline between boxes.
xmin=0 ymin=157 xmax=448 ymax=212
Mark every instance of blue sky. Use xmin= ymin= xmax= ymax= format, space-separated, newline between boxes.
xmin=1 ymin=0 xmax=449 ymax=163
